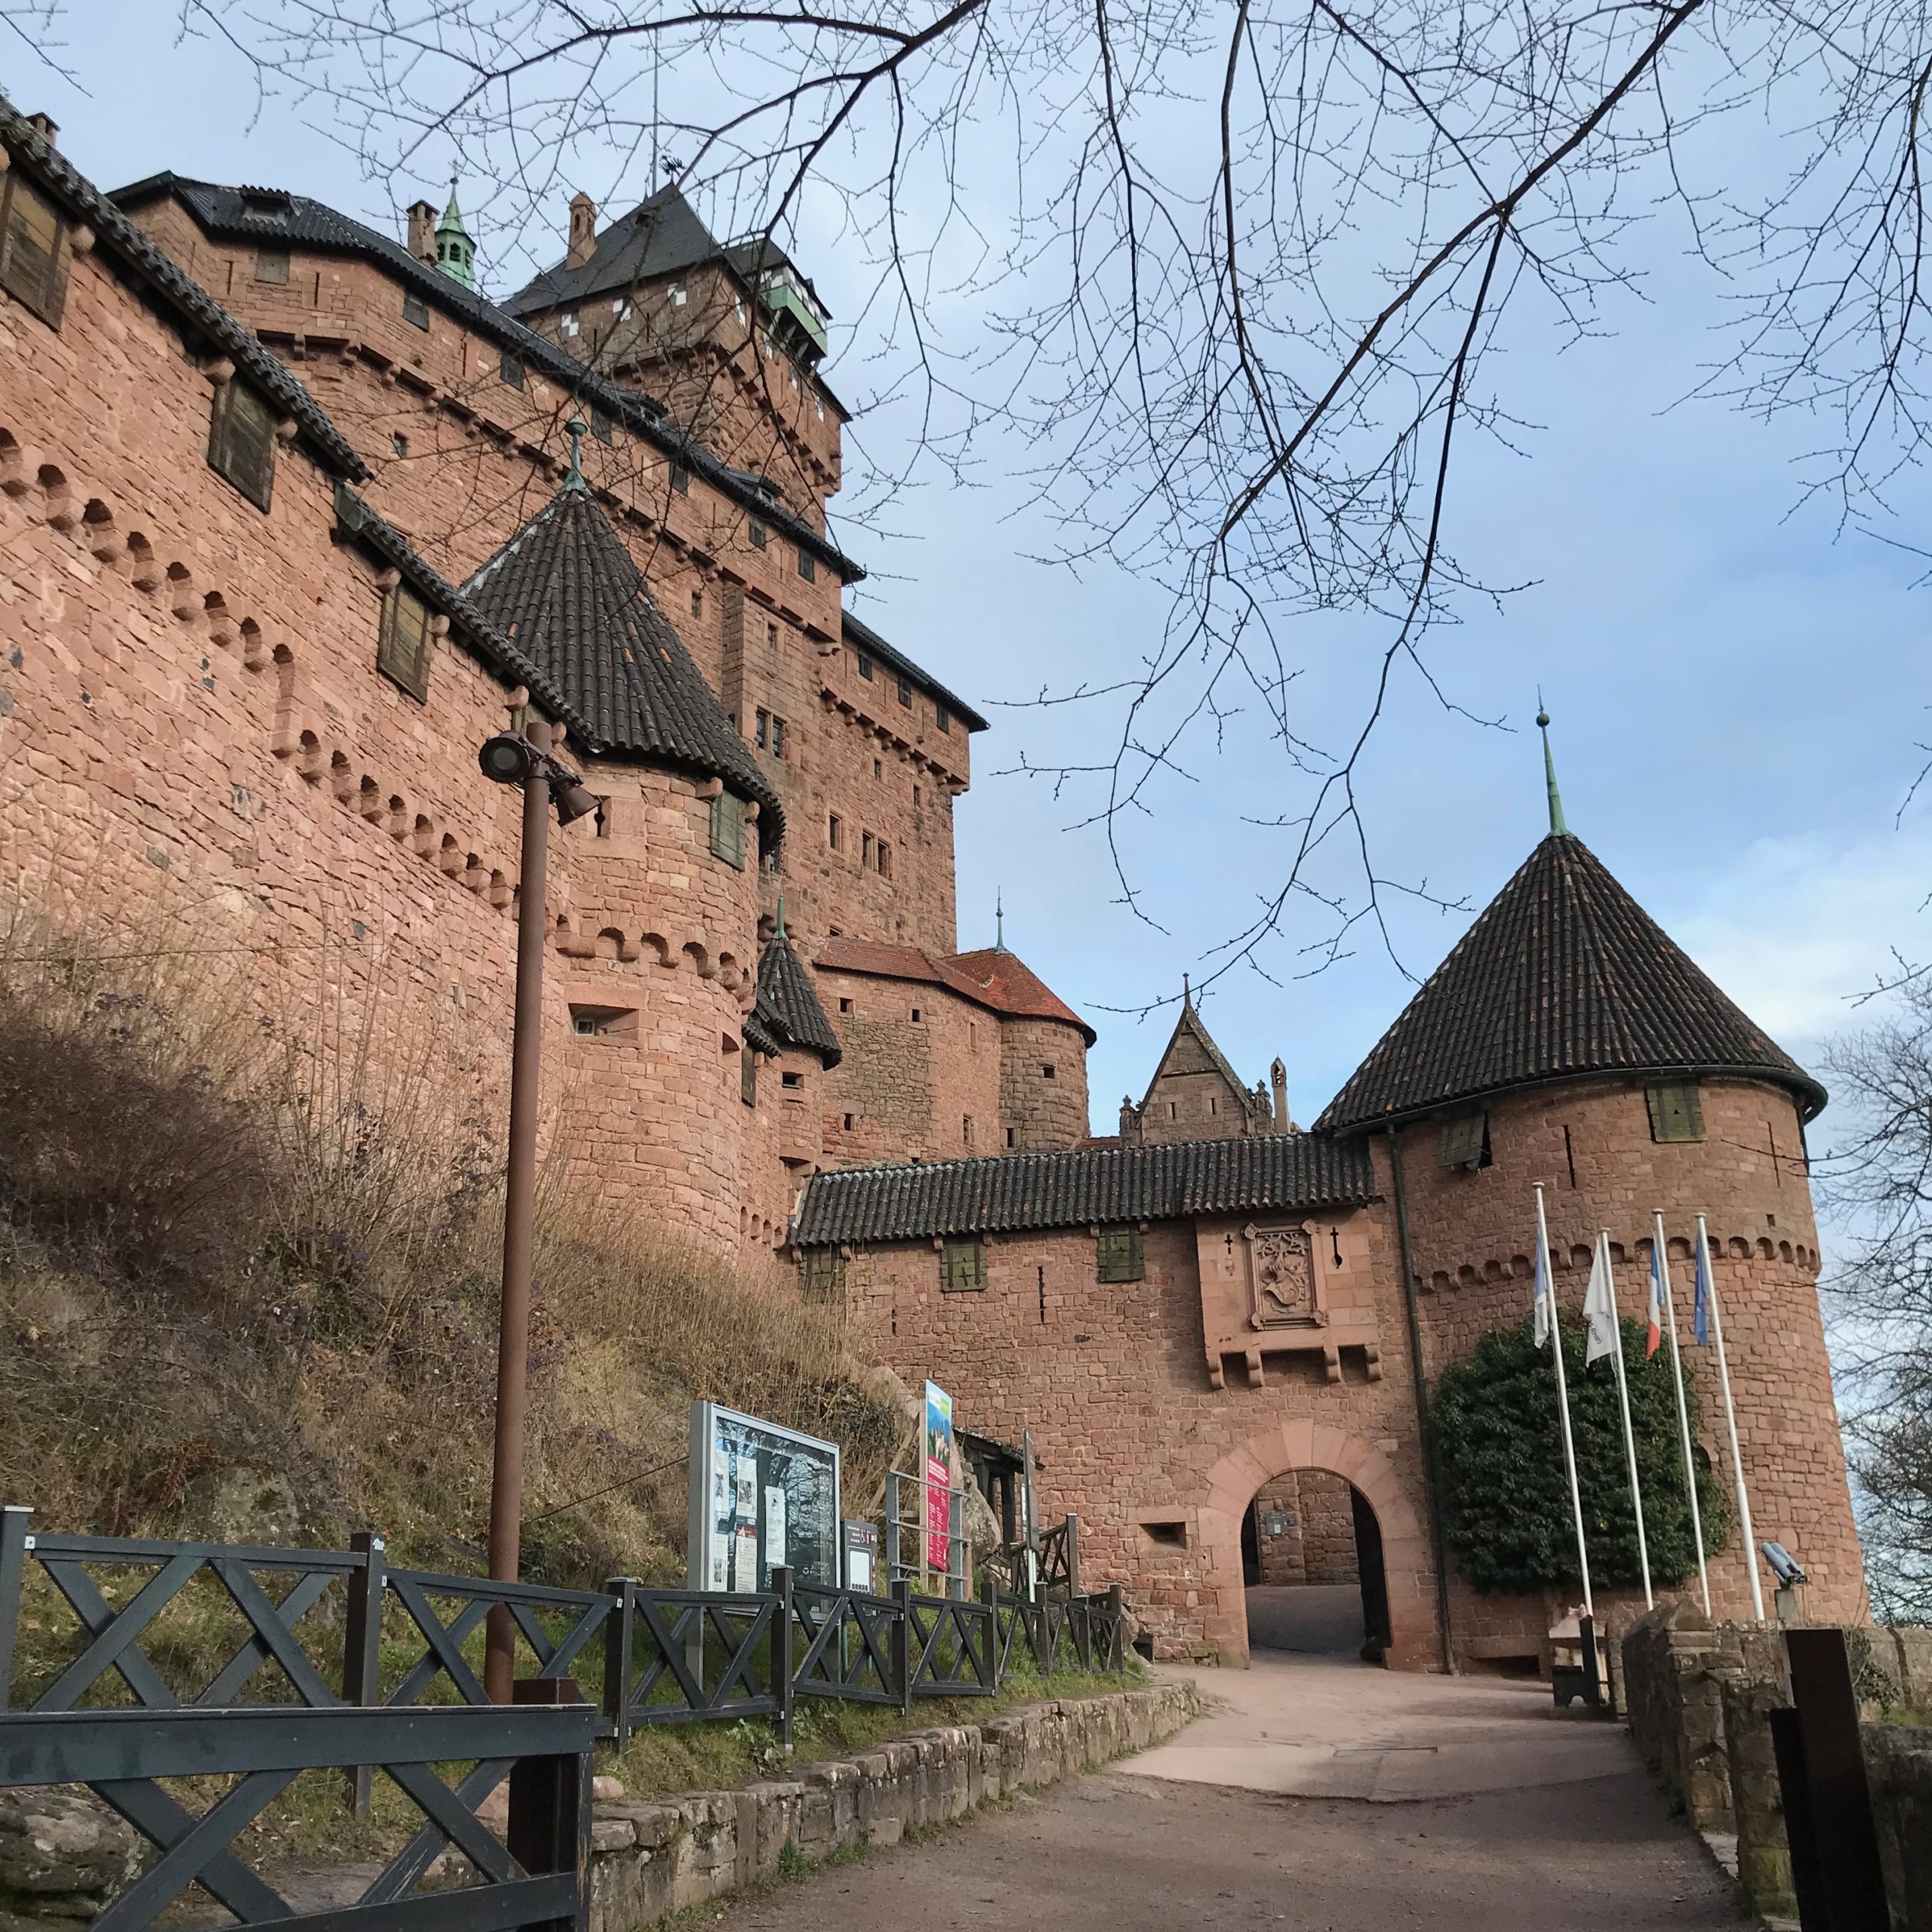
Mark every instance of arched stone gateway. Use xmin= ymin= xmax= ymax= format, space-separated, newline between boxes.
xmin=1198 ymin=1420 xmax=1438 ymax=1671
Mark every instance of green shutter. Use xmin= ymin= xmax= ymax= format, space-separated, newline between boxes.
xmin=710 ymin=791 xmax=746 ymax=869
xmin=940 ymin=1236 xmax=985 ymax=1292
xmin=1097 ymin=1226 xmax=1143 ymax=1283
xmin=1441 ymin=1112 xmax=1486 ymax=1169
xmin=1647 ymin=1081 xmax=1705 ymax=1143
xmin=801 ymin=1249 xmax=845 ymax=1298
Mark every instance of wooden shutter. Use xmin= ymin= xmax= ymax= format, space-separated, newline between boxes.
xmin=1441 ymin=1111 xmax=1486 ymax=1170
xmin=208 ymin=380 xmax=276 ymax=510
xmin=377 ymin=584 xmax=432 ymax=700
xmin=1646 ymin=1081 xmax=1706 ymax=1143
xmin=1097 ymin=1226 xmax=1143 ymax=1283
xmin=711 ymin=792 xmax=746 ymax=869
xmin=0 ymin=176 xmax=66 ymax=328
xmin=740 ymin=1042 xmax=757 ymax=1106
xmin=802 ymin=1249 xmax=845 ymax=1299
xmin=940 ymin=1236 xmax=985 ymax=1293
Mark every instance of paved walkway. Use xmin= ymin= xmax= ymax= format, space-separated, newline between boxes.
xmin=711 ymin=1615 xmax=1738 ymax=1931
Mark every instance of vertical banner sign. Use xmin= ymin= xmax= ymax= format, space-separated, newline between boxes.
xmin=924 ymin=1380 xmax=954 ymax=1586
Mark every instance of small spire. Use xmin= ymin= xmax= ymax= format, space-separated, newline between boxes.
xmin=995 ymin=893 xmax=1005 ymax=952
xmin=434 ymin=177 xmax=475 ymax=290
xmin=774 ymin=894 xmax=786 ymax=940
xmin=562 ymin=417 xmax=588 ymax=492
xmin=1537 ymin=697 xmax=1570 ymax=838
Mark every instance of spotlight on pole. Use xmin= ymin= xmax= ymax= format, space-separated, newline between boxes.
xmin=479 ymin=732 xmax=537 ymax=785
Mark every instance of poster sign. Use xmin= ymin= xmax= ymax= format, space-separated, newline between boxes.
xmin=842 ymin=1519 xmax=880 ymax=1595
xmin=924 ymin=1380 xmax=954 ymax=1584
xmin=688 ymin=1401 xmax=841 ymax=1592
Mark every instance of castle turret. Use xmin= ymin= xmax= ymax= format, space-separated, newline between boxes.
xmin=1315 ymin=724 xmax=1861 ymax=1651
xmin=434 ymin=184 xmax=475 ymax=289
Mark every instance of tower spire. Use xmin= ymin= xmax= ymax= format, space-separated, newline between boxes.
xmin=774 ymin=894 xmax=786 ymax=940
xmin=1182 ymin=972 xmax=1192 ymax=1010
xmin=562 ymin=417 xmax=587 ymax=493
xmin=1537 ymin=698 xmax=1570 ymax=838
xmin=995 ymin=892 xmax=1005 ymax=952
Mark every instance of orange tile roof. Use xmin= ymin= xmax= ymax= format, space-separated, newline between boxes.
xmin=815 ymin=939 xmax=1095 ymax=1044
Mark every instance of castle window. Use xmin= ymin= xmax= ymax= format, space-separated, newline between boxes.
xmin=937 ymin=703 xmax=952 ymax=734
xmin=740 ymin=1042 xmax=757 ymax=1105
xmin=940 ymin=1236 xmax=986 ymax=1294
xmin=207 ymin=379 xmax=277 ymax=511
xmin=613 ymin=297 xmax=632 ymax=320
xmin=838 ymin=997 xmax=853 ymax=1014
xmin=969 ymin=1022 xmax=977 ymax=1053
xmin=828 ymin=813 xmax=843 ymax=851
xmin=872 ymin=758 xmax=882 ymax=779
xmin=0 ymin=174 xmax=68 ymax=328
xmin=670 ymin=462 xmax=691 ymax=495
xmin=857 ymin=651 xmax=875 ymax=681
xmin=392 ymin=432 xmax=409 ymax=457
xmin=1441 ymin=1110 xmax=1490 ymax=1171
xmin=876 ymin=840 xmax=891 ymax=878
xmin=402 ymin=291 xmax=429 ymax=329
xmin=591 ymin=405 xmax=614 ymax=442
xmin=499 ymin=351 xmax=525 ymax=389
xmin=842 ymin=1112 xmax=854 ymax=1130
xmin=571 ymin=1004 xmax=636 ymax=1039
xmin=710 ymin=790 xmax=746 ymax=869
xmin=1647 ymin=1081 xmax=1706 ymax=1144
xmin=1006 ymin=1127 xmax=1016 ymax=1147
xmin=560 ymin=310 xmax=580 ymax=337
xmin=771 ymin=717 xmax=787 ymax=759
xmin=766 ymin=621 xmax=779 ymax=648
xmin=782 ymin=1070 xmax=803 ymax=1091
xmin=1208 ymin=1095 xmax=1217 ymax=1115
xmin=963 ymin=1116 xmax=974 ymax=1146
xmin=1097 ymin=1226 xmax=1144 ymax=1284
xmin=801 ymin=1247 xmax=846 ymax=1299
xmin=670 ymin=281 xmax=688 ymax=306
xmin=1042 ymin=1063 xmax=1057 ymax=1081
xmin=910 ymin=1007 xmax=923 ymax=1023
xmin=797 ymin=547 xmax=817 ymax=583
xmin=749 ymin=518 xmax=768 ymax=549
xmin=376 ymin=581 xmax=433 ymax=701
xmin=861 ymin=830 xmax=874 ymax=867
xmin=755 ymin=709 xmax=769 ymax=749
xmin=691 ymin=589 xmax=703 ymax=620
xmin=897 ymin=678 xmax=912 ymax=709
xmin=254 ymin=248 xmax=290 ymax=284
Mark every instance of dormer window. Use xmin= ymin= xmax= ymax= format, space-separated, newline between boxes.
xmin=0 ymin=174 xmax=68 ymax=328
xmin=207 ymin=379 xmax=276 ymax=511
xmin=559 ymin=311 xmax=580 ymax=337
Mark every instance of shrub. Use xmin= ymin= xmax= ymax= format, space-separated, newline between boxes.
xmin=1432 ymin=1315 xmax=1731 ymax=1595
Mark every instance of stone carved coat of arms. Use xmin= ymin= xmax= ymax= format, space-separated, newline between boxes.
xmin=1244 ymin=1223 xmax=1322 ymax=1331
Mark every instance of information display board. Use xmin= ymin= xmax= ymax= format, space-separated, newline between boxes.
xmin=688 ymin=1401 xmax=841 ymax=1592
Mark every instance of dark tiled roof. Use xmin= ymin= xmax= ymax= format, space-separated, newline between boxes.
xmin=107 ymin=173 xmax=861 ymax=585
xmin=841 ymin=611 xmax=988 ymax=733
xmin=751 ymin=922 xmax=842 ymax=1066
xmin=462 ymin=483 xmax=781 ymax=827
xmin=1315 ymin=833 xmax=1827 ymax=1132
xmin=792 ymin=1131 xmax=1375 ymax=1245
xmin=0 ymin=109 xmax=364 ymax=481
xmin=333 ymin=483 xmax=592 ymax=742
xmin=505 ymin=186 xmax=725 ymax=315
xmin=815 ymin=938 xmax=1094 ymax=1043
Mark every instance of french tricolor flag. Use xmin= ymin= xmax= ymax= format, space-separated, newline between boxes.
xmin=1646 ymin=1241 xmax=1666 ymax=1357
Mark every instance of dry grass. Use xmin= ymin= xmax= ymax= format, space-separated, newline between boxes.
xmin=0 ymin=897 xmax=901 ymax=1598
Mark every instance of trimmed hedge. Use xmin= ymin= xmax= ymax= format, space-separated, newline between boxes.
xmin=1433 ymin=1315 xmax=1730 ymax=1595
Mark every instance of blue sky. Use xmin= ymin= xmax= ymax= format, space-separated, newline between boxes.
xmin=24 ymin=7 xmax=1932 ymax=1157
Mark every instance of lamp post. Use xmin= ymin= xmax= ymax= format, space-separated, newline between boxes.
xmin=478 ymin=710 xmax=600 ymax=1703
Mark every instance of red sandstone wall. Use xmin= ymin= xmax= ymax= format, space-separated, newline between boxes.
xmin=998 ymin=1017 xmax=1092 ymax=1151
xmin=843 ymin=1205 xmax=1441 ymax=1668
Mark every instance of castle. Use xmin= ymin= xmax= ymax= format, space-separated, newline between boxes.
xmin=0 ymin=103 xmax=1866 ymax=1669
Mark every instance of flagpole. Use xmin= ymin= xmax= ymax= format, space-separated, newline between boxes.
xmin=1698 ymin=1214 xmax=1764 ymax=1621
xmin=1534 ymin=1184 xmax=1593 ymax=1620
xmin=1600 ymin=1232 xmax=1654 ymax=1610
xmin=1654 ymin=1210 xmax=1709 ymax=1615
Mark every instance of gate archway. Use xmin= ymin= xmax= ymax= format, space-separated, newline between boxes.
xmin=1198 ymin=1420 xmax=1438 ymax=1670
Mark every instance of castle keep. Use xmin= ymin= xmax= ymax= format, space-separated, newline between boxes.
xmin=0 ymin=105 xmax=1865 ymax=1669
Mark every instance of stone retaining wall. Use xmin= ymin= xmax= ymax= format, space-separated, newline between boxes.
xmin=590 ymin=1681 xmax=1198 ymax=1930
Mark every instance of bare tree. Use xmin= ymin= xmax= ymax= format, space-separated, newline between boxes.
xmin=1819 ymin=968 xmax=1932 ymax=1620
xmin=177 ymin=0 xmax=1932 ymax=980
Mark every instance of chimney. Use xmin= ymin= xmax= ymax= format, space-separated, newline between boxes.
xmin=406 ymin=200 xmax=438 ymax=264
xmin=568 ymin=192 xmax=597 ymax=268
xmin=25 ymin=112 xmax=57 ymax=148
xmin=1270 ymin=1057 xmax=1291 ymax=1134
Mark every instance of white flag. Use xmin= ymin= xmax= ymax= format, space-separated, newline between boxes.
xmin=1533 ymin=1227 xmax=1554 ymax=1347
xmin=1584 ymin=1238 xmax=1620 ymax=1366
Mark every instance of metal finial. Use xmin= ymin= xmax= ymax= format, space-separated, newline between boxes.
xmin=1182 ymin=972 xmax=1192 ymax=1008
xmin=1537 ymin=699 xmax=1570 ymax=838
xmin=774 ymin=894 xmax=786 ymax=940
xmin=995 ymin=893 xmax=1005 ymax=952
xmin=563 ymin=417 xmax=588 ymax=493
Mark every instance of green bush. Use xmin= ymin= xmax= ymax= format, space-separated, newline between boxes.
xmin=1433 ymin=1315 xmax=1730 ymax=1595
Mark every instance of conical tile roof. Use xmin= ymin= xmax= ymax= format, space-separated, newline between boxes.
xmin=752 ymin=915 xmax=841 ymax=1067
xmin=463 ymin=484 xmax=780 ymax=829
xmin=1315 ymin=834 xmax=1826 ymax=1132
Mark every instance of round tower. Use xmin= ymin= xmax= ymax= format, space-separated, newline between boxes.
xmin=1315 ymin=727 xmax=1863 ymax=1663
